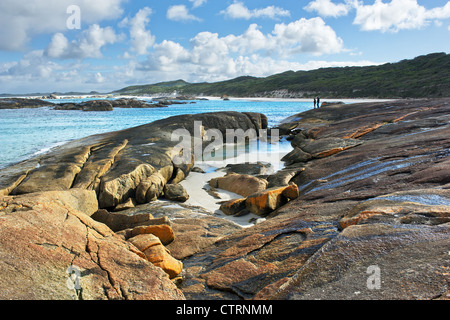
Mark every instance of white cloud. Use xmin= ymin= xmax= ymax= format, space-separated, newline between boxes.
xmin=304 ymin=0 xmax=351 ymax=18
xmin=45 ymin=24 xmax=118 ymax=59
xmin=2 ymin=50 xmax=59 ymax=79
xmin=137 ymin=17 xmax=346 ymax=83
xmin=189 ymin=0 xmax=207 ymax=8
xmin=221 ymin=1 xmax=290 ymax=20
xmin=352 ymin=0 xmax=450 ymax=32
xmin=0 ymin=0 xmax=125 ymax=51
xmin=167 ymin=5 xmax=202 ymax=22
xmin=272 ymin=18 xmax=344 ymax=55
xmin=121 ymin=7 xmax=155 ymax=55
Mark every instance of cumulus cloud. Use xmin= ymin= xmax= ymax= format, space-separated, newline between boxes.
xmin=167 ymin=5 xmax=202 ymax=22
xmin=137 ymin=17 xmax=346 ymax=83
xmin=1 ymin=50 xmax=59 ymax=79
xmin=120 ymin=7 xmax=155 ymax=55
xmin=304 ymin=0 xmax=351 ymax=18
xmin=0 ymin=0 xmax=125 ymax=51
xmin=189 ymin=0 xmax=207 ymax=8
xmin=45 ymin=24 xmax=118 ymax=59
xmin=272 ymin=18 xmax=344 ymax=55
xmin=221 ymin=1 xmax=290 ymax=20
xmin=352 ymin=0 xmax=450 ymax=32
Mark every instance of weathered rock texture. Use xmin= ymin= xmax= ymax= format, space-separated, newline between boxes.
xmin=0 ymin=189 xmax=184 ymax=300
xmin=179 ymin=98 xmax=450 ymax=300
xmin=2 ymin=100 xmax=450 ymax=300
xmin=0 ymin=111 xmax=268 ymax=300
xmin=0 ymin=111 xmax=268 ymax=209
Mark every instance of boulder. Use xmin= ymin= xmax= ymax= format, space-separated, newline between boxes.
xmin=0 ymin=98 xmax=53 ymax=109
xmin=128 ymin=234 xmax=183 ymax=279
xmin=245 ymin=185 xmax=299 ymax=216
xmin=99 ymin=164 xmax=156 ymax=208
xmin=136 ymin=171 xmax=168 ymax=204
xmin=209 ymin=173 xmax=268 ymax=197
xmin=164 ymin=183 xmax=189 ymax=202
xmin=128 ymin=224 xmax=175 ymax=246
xmin=114 ymin=197 xmax=137 ymax=211
xmin=80 ymin=100 xmax=114 ymax=111
xmin=224 ymin=162 xmax=272 ymax=175
xmin=266 ymin=166 xmax=305 ymax=188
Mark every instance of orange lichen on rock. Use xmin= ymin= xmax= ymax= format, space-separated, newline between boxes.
xmin=343 ymin=123 xmax=384 ymax=139
xmin=245 ymin=185 xmax=299 ymax=216
xmin=130 ymin=224 xmax=175 ymax=245
xmin=128 ymin=234 xmax=183 ymax=279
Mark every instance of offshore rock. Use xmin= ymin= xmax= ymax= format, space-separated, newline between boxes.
xmin=0 ymin=98 xmax=53 ymax=109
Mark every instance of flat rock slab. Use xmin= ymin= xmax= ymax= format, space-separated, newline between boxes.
xmin=273 ymin=223 xmax=450 ymax=300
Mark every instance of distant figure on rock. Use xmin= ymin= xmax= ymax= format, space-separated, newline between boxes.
xmin=317 ymin=97 xmax=320 ymax=108
xmin=314 ymin=98 xmax=317 ymax=109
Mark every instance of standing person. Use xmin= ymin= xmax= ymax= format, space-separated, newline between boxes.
xmin=314 ymin=97 xmax=316 ymax=109
xmin=317 ymin=97 xmax=320 ymax=108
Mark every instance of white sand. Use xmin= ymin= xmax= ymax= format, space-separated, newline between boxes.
xmin=179 ymin=141 xmax=292 ymax=228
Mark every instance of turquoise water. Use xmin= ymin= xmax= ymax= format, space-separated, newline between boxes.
xmin=0 ymin=98 xmax=314 ymax=168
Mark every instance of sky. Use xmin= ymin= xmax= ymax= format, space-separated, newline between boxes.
xmin=0 ymin=0 xmax=449 ymax=94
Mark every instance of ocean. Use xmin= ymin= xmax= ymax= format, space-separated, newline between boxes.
xmin=2 ymin=97 xmax=388 ymax=170
xmin=0 ymin=97 xmax=319 ymax=169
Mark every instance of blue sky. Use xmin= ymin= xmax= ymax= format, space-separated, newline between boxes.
xmin=0 ymin=0 xmax=449 ymax=94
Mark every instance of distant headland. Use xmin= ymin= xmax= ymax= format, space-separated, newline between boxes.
xmin=2 ymin=52 xmax=449 ymax=100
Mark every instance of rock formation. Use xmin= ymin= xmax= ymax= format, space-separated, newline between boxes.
xmin=1 ymin=98 xmax=450 ymax=301
xmin=0 ymin=111 xmax=268 ymax=300
xmin=180 ymin=98 xmax=450 ymax=300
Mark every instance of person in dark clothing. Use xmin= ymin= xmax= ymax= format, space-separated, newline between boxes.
xmin=314 ymin=98 xmax=316 ymax=109
xmin=317 ymin=97 xmax=320 ymax=108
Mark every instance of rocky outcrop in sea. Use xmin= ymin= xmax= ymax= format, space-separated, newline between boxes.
xmin=0 ymin=97 xmax=179 ymax=112
xmin=0 ymin=98 xmax=449 ymax=300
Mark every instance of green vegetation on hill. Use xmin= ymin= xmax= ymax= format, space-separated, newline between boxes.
xmin=114 ymin=79 xmax=190 ymax=95
xmin=113 ymin=52 xmax=450 ymax=98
